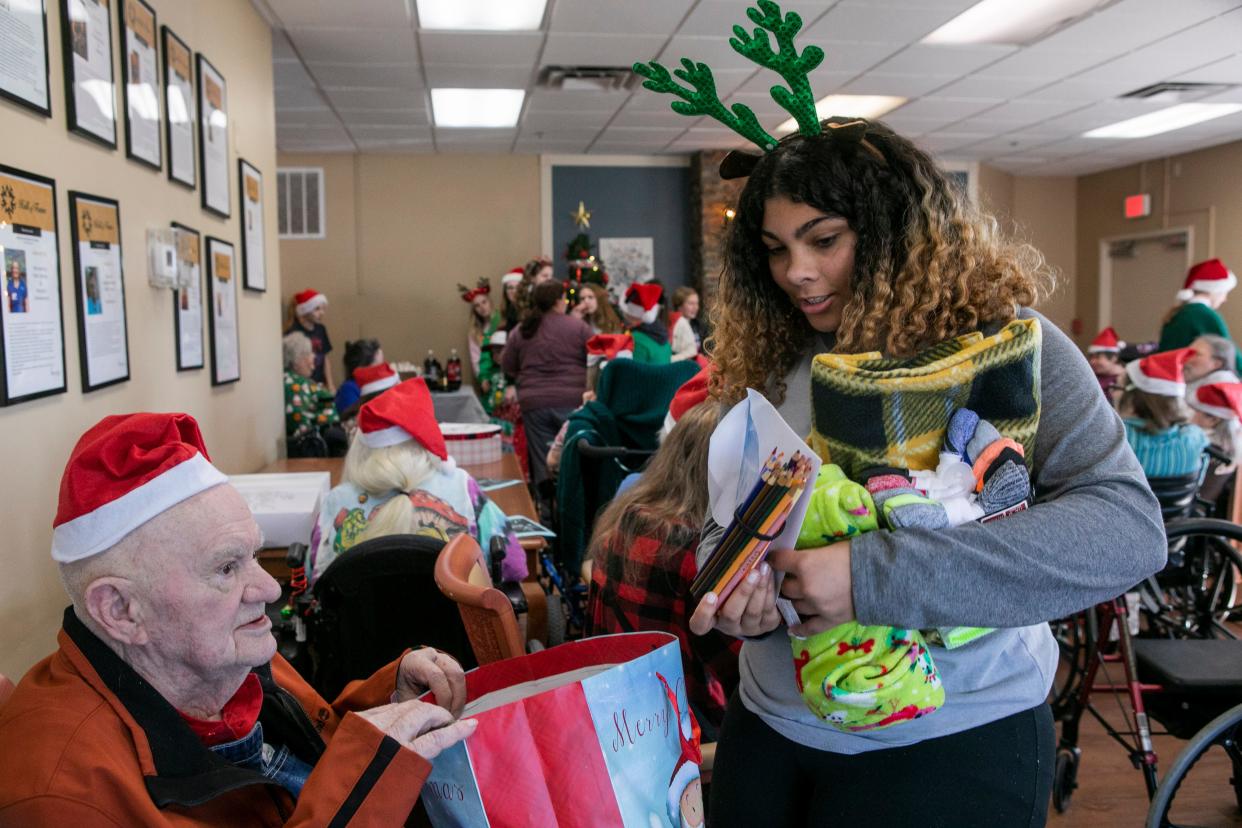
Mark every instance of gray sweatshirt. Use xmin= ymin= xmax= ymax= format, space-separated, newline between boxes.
xmin=700 ymin=308 xmax=1167 ymax=753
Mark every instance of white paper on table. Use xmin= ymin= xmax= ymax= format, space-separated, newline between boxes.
xmin=707 ymin=388 xmax=821 ymax=555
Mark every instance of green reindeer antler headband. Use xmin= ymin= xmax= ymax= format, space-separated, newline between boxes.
xmin=634 ymin=0 xmax=878 ymax=179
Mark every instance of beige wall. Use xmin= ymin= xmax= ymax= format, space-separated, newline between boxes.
xmin=0 ymin=0 xmax=282 ymax=679
xmin=279 ymin=153 xmax=541 ymax=383
xmin=1077 ymin=139 xmax=1242 ymax=348
xmin=976 ymin=164 xmax=1078 ymax=334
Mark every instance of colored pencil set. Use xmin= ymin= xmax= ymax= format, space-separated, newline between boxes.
xmin=690 ymin=450 xmax=813 ymax=603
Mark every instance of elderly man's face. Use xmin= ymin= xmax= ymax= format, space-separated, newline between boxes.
xmin=141 ymin=485 xmax=280 ymax=679
xmin=1185 ymin=338 xmax=1222 ymax=382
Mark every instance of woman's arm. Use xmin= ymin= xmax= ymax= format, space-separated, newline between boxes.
xmin=848 ymin=310 xmax=1167 ymax=629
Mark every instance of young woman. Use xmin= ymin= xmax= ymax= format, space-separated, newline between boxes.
xmin=500 ymin=268 xmax=523 ymax=331
xmin=571 ymin=282 xmax=623 ymax=334
xmin=285 ymin=289 xmax=334 ymax=390
xmin=668 ymin=286 xmax=701 ymax=362
xmin=334 ymin=338 xmax=384 ymax=415
xmin=462 ymin=279 xmax=500 ymax=378
xmin=690 ymin=117 xmax=1167 ymax=826
xmin=586 ymin=403 xmax=738 ymax=735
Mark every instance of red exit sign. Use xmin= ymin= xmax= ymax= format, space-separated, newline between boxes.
xmin=1125 ymin=193 xmax=1151 ymax=219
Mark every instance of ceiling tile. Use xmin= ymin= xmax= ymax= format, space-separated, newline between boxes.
xmin=551 ymin=0 xmax=695 ymax=35
xmin=659 ymin=36 xmax=758 ymax=72
xmin=434 ymin=128 xmax=519 ymax=142
xmin=526 ymin=88 xmax=631 ymax=112
xmin=598 ymin=126 xmax=687 ymax=142
xmin=287 ymin=26 xmax=418 ymax=64
xmin=802 ymin=40 xmax=905 ymax=74
xmin=278 ymin=139 xmax=357 ymax=152
xmin=275 ymin=108 xmax=343 ymax=127
xmin=836 ymin=0 xmax=977 ymax=9
xmin=272 ymin=32 xmax=299 ymax=62
xmin=677 ymin=1 xmax=763 ymax=37
xmin=275 ymin=87 xmax=332 ymax=109
xmin=1071 ymin=49 xmax=1213 ymax=87
xmin=267 ymin=0 xmax=411 ymax=28
xmin=542 ymin=34 xmax=668 ymax=66
xmin=353 ymin=139 xmax=436 ymax=153
xmin=278 ymin=124 xmax=354 ymax=143
xmin=419 ymin=32 xmax=544 ymax=65
xmin=609 ymin=104 xmax=699 ymax=127
xmin=1034 ymin=5 xmax=1192 ymax=55
xmin=587 ymin=143 xmax=673 ymax=154
xmin=981 ymin=47 xmax=1107 ymax=80
xmin=889 ymin=97 xmax=1002 ymax=120
xmin=933 ymin=74 xmax=1047 ymax=99
xmin=972 ymin=98 xmax=1088 ymax=125
xmin=336 ymin=108 xmax=430 ymax=126
xmin=1024 ymin=77 xmax=1142 ymax=102
xmin=323 ymin=87 xmax=428 ymax=109
xmin=347 ymin=124 xmax=433 ymax=140
xmin=735 ymin=69 xmax=855 ymax=95
xmin=1175 ymin=54 xmax=1242 ymax=84
xmin=513 ymin=139 xmax=595 ymax=153
xmin=870 ymin=44 xmax=1016 ymax=77
xmin=517 ymin=128 xmax=600 ymax=141
xmin=275 ymin=60 xmax=318 ymax=89
xmin=308 ymin=62 xmax=422 ymax=88
xmin=423 ymin=64 xmax=532 ymax=87
xmin=836 ymin=72 xmax=959 ymax=98
xmin=802 ymin=4 xmax=962 ymax=44
xmin=522 ymin=109 xmax=614 ymax=129
xmin=915 ymin=131 xmax=991 ymax=152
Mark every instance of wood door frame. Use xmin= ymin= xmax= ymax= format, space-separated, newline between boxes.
xmin=1097 ymin=225 xmax=1193 ymax=329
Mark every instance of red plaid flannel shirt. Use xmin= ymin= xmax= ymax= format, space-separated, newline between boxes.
xmin=585 ymin=510 xmax=741 ymax=728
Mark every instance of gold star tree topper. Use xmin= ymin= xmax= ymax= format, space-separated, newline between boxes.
xmin=570 ymin=201 xmax=592 ymax=229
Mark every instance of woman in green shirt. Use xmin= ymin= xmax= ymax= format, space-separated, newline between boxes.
xmin=1158 ymin=258 xmax=1242 ymax=374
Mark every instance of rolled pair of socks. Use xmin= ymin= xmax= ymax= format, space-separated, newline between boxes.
xmin=944 ymin=408 xmax=1031 ymax=514
xmin=862 ymin=468 xmax=950 ymax=531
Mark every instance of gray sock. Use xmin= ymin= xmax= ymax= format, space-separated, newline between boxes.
xmin=980 ymin=459 xmax=1031 ymax=513
xmin=966 ymin=419 xmax=1003 ymax=465
xmin=872 ymin=486 xmax=950 ymax=530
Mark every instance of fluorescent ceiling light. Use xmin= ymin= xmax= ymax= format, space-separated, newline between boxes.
xmin=416 ymin=0 xmax=547 ymax=31
xmin=431 ymin=88 xmax=525 ymax=127
xmin=1084 ymin=103 xmax=1242 ymax=139
xmin=775 ymin=95 xmax=906 ymax=134
xmin=923 ymin=0 xmax=1106 ymax=46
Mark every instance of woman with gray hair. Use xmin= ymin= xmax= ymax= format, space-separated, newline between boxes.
xmin=284 ymin=331 xmax=347 ymax=457
xmin=1185 ymin=334 xmax=1239 ymax=390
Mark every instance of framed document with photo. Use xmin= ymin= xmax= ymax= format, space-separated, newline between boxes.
xmin=0 ymin=164 xmax=67 ymax=405
xmin=68 ymin=191 xmax=130 ymax=392
xmin=119 ymin=0 xmax=160 ymax=169
xmin=206 ymin=236 xmax=239 ymax=385
xmin=59 ymin=0 xmax=116 ymax=147
xmin=0 ymin=0 xmax=51 ymax=116
xmin=238 ymin=159 xmax=266 ymax=291
xmin=172 ymin=222 xmax=203 ymax=371
xmin=598 ymin=237 xmax=654 ymax=302
xmin=161 ymin=26 xmax=194 ymax=188
xmin=196 ymin=54 xmax=229 ymax=217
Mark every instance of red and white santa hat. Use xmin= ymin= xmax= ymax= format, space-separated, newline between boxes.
xmin=500 ymin=267 xmax=524 ymax=287
xmin=294 ymin=288 xmax=327 ymax=316
xmin=356 ymin=378 xmax=447 ymax=460
xmin=623 ymin=282 xmax=662 ymax=324
xmin=662 ymin=362 xmax=713 ymax=435
xmin=1189 ymin=382 xmax=1242 ymax=422
xmin=586 ymin=333 xmax=633 ymax=366
xmin=1088 ymin=327 xmax=1124 ymax=355
xmin=52 ymin=413 xmax=228 ymax=563
xmin=353 ymin=362 xmax=398 ymax=396
xmin=1177 ymin=258 xmax=1236 ymax=302
xmin=1126 ymin=347 xmax=1196 ymax=397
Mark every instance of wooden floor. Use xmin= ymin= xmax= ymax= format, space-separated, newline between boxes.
xmin=1050 ymin=700 xmax=1242 ymax=827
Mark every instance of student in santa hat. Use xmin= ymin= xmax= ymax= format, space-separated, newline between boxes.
xmin=622 ymin=281 xmax=673 ymax=364
xmin=310 ymin=378 xmax=525 ymax=584
xmin=1087 ymin=327 xmax=1127 ymax=402
xmin=499 ymin=267 xmax=524 ymax=331
xmin=1121 ymin=348 xmax=1209 ymax=478
xmin=284 ymin=288 xmax=335 ymax=389
xmin=1158 ymin=259 xmax=1242 ymax=375
xmin=335 ymin=337 xmax=385 ymax=417
xmin=0 ymin=412 xmax=476 ymax=825
xmin=282 ymin=331 xmax=347 ymax=457
xmin=1187 ymin=381 xmax=1242 ymax=503
xmin=586 ymin=400 xmax=739 ymax=736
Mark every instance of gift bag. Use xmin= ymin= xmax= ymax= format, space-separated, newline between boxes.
xmin=420 ymin=632 xmax=704 ymax=828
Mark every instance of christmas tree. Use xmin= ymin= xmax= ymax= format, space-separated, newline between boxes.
xmin=564 ymin=202 xmax=608 ymax=304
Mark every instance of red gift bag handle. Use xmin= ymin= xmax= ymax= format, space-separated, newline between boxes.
xmin=657 ymin=672 xmax=702 ymax=766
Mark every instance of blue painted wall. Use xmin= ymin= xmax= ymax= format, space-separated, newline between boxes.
xmin=551 ymin=164 xmax=691 ymax=293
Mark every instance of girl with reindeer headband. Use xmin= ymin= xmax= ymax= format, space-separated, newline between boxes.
xmin=634 ymin=3 xmax=1166 ymax=823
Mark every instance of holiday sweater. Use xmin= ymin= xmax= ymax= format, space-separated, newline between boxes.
xmin=1158 ymin=299 xmax=1242 ymax=375
xmin=700 ymin=308 xmax=1166 ymax=753
xmin=631 ymin=322 xmax=672 ymax=365
xmin=1123 ymin=417 xmax=1209 ymax=479
xmin=284 ymin=370 xmax=339 ymax=440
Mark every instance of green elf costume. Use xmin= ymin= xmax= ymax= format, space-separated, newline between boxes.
xmin=623 ymin=282 xmax=672 ymax=365
xmin=1157 ymin=258 xmax=1242 ymax=375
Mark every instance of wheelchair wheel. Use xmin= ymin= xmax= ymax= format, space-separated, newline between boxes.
xmin=1050 ymin=610 xmax=1097 ymax=721
xmin=544 ymin=589 xmax=566 ymax=647
xmin=1052 ymin=745 xmax=1081 ymax=813
xmin=1145 ymin=701 xmax=1242 ymax=828
xmin=1144 ymin=519 xmax=1242 ymax=640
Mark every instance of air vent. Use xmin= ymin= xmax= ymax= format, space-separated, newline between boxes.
xmin=1120 ymin=82 xmax=1236 ymax=103
xmin=538 ymin=66 xmax=638 ymax=92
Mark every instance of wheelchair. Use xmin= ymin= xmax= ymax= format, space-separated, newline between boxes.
xmin=1049 ymin=448 xmax=1242 ymax=821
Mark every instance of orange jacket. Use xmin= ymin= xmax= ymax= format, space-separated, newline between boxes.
xmin=0 ymin=608 xmax=431 ymax=826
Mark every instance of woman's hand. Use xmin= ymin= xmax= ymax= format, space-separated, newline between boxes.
xmin=767 ymin=540 xmax=854 ymax=637
xmin=688 ymin=562 xmax=781 ymax=638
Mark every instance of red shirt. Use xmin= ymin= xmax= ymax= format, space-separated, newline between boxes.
xmin=178 ymin=673 xmax=264 ymax=747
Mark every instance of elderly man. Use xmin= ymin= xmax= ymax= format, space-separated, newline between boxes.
xmin=0 ymin=412 xmax=475 ymax=825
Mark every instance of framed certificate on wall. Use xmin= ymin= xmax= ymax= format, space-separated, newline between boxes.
xmin=172 ymin=222 xmax=203 ymax=371
xmin=119 ymin=0 xmax=160 ymax=169
xmin=0 ymin=0 xmax=52 ymax=116
xmin=59 ymin=0 xmax=117 ymax=147
xmin=206 ymin=236 xmax=239 ymax=385
xmin=161 ymin=26 xmax=195 ymax=188
xmin=0 ymin=164 xmax=67 ymax=405
xmin=68 ymin=191 xmax=130 ymax=391
xmin=239 ymin=159 xmax=265 ymax=291
xmin=196 ymin=54 xmax=229 ymax=217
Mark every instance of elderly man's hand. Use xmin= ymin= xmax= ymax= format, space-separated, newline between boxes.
xmin=356 ymin=700 xmax=477 ymax=761
xmin=396 ymin=648 xmax=466 ymax=716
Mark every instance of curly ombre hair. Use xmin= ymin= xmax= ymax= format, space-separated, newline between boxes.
xmin=709 ymin=117 xmax=1054 ymax=404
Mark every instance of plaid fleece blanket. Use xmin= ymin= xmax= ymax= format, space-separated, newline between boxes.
xmin=808 ymin=318 xmax=1042 ymax=479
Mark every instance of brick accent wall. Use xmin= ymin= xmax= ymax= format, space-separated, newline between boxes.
xmin=690 ymin=150 xmax=746 ymax=303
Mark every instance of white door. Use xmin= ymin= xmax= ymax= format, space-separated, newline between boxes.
xmin=1103 ymin=230 xmax=1191 ymax=346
